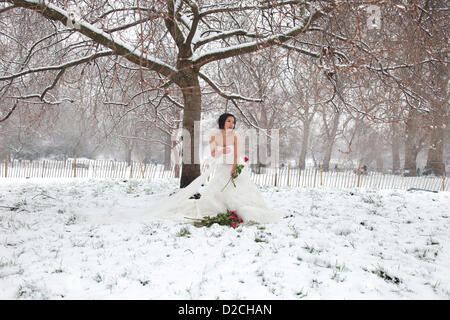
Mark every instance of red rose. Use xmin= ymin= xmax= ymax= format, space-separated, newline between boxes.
xmin=239 ymin=219 xmax=243 ymax=223
xmin=232 ymin=222 xmax=237 ymax=228
xmin=244 ymin=157 xmax=249 ymax=162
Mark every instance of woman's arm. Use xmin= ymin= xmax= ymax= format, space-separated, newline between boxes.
xmin=231 ymin=133 xmax=242 ymax=176
xmin=233 ymin=135 xmax=238 ymax=165
xmin=234 ymin=133 xmax=242 ymax=163
xmin=210 ymin=135 xmax=217 ymax=157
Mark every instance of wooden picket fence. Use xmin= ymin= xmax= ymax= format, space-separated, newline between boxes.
xmin=0 ymin=158 xmax=178 ymax=180
xmin=0 ymin=157 xmax=448 ymax=192
xmin=250 ymin=166 xmax=448 ymax=192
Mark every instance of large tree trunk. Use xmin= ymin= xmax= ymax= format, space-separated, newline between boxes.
xmin=403 ymin=114 xmax=419 ymax=176
xmin=253 ymin=129 xmax=267 ymax=174
xmin=125 ymin=140 xmax=132 ymax=165
xmin=423 ymin=121 xmax=446 ymax=176
xmin=424 ymin=63 xmax=448 ymax=177
xmin=179 ymin=71 xmax=202 ymax=188
xmin=322 ymin=142 xmax=333 ymax=171
xmin=164 ymin=132 xmax=172 ymax=170
xmin=375 ymin=145 xmax=384 ymax=172
xmin=298 ymin=121 xmax=310 ymax=169
xmin=391 ymin=122 xmax=401 ymax=174
xmin=322 ymin=113 xmax=340 ymax=171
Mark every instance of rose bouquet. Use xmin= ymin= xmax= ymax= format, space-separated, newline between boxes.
xmin=190 ymin=210 xmax=243 ymax=228
xmin=221 ymin=156 xmax=249 ymax=191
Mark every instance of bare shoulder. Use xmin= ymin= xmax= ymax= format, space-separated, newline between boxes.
xmin=210 ymin=130 xmax=221 ymax=142
xmin=210 ymin=130 xmax=221 ymax=139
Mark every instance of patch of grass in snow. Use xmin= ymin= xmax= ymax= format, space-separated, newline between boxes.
xmin=176 ymin=227 xmax=191 ymax=237
xmin=288 ymin=223 xmax=300 ymax=238
xmin=13 ymin=199 xmax=27 ymax=211
xmin=5 ymin=216 xmax=35 ymax=231
xmin=91 ymin=240 xmax=104 ymax=249
xmin=143 ymin=188 xmax=154 ymax=195
xmin=360 ymin=220 xmax=371 ymax=228
xmin=303 ymin=243 xmax=322 ymax=254
xmin=254 ymin=230 xmax=269 ymax=243
xmin=93 ymin=273 xmax=103 ymax=283
xmin=367 ymin=209 xmax=381 ymax=216
xmin=367 ymin=266 xmax=401 ymax=285
xmin=126 ymin=181 xmax=141 ymax=194
xmin=345 ymin=239 xmax=356 ymax=249
xmin=361 ymin=195 xmax=383 ymax=207
xmin=141 ymin=224 xmax=157 ymax=236
xmin=106 ymin=277 xmax=118 ymax=292
xmin=337 ymin=228 xmax=352 ymax=236
xmin=17 ymin=282 xmax=48 ymax=299
xmin=414 ymin=248 xmax=439 ymax=262
xmin=296 ymin=289 xmax=308 ymax=298
xmin=139 ymin=279 xmax=150 ymax=286
xmin=327 ymin=261 xmax=347 ymax=282
xmin=70 ymin=237 xmax=87 ymax=248
xmin=426 ymin=237 xmax=440 ymax=246
xmin=333 ymin=261 xmax=347 ymax=272
xmin=0 ymin=258 xmax=24 ymax=278
xmin=65 ymin=214 xmax=78 ymax=225
xmin=424 ymin=280 xmax=442 ymax=294
xmin=331 ymin=270 xmax=346 ymax=282
xmin=254 ymin=237 xmax=268 ymax=243
xmin=310 ymin=278 xmax=322 ymax=288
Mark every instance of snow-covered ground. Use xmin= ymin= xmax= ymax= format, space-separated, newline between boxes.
xmin=0 ymin=178 xmax=449 ymax=299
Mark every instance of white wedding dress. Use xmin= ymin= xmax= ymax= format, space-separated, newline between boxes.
xmin=151 ymin=142 xmax=283 ymax=224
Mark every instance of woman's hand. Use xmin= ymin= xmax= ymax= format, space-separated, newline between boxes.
xmin=222 ymin=146 xmax=231 ymax=154
xmin=230 ymin=164 xmax=237 ymax=177
xmin=213 ymin=146 xmax=231 ymax=158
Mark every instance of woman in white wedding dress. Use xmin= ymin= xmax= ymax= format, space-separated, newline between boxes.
xmin=152 ymin=113 xmax=283 ymax=224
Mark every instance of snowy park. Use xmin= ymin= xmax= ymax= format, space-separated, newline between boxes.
xmin=0 ymin=178 xmax=449 ymax=299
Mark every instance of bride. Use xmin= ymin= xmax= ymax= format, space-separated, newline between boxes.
xmin=151 ymin=113 xmax=283 ymax=224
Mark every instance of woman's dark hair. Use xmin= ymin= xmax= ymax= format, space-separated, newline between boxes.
xmin=218 ymin=113 xmax=236 ymax=129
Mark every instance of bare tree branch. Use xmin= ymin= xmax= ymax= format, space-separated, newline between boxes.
xmin=6 ymin=0 xmax=178 ymax=80
xmin=193 ymin=7 xmax=320 ymax=67
xmin=0 ymin=50 xmax=113 ymax=81
xmin=199 ymin=72 xmax=262 ymax=102
xmin=0 ymin=100 xmax=17 ymax=122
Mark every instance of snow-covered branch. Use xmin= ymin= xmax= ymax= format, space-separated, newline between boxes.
xmin=199 ymin=0 xmax=307 ymax=17
xmin=10 ymin=94 xmax=74 ymax=105
xmin=194 ymin=29 xmax=266 ymax=50
xmin=183 ymin=0 xmax=200 ymax=49
xmin=192 ymin=5 xmax=321 ymax=67
xmin=0 ymin=50 xmax=113 ymax=81
xmin=199 ymin=72 xmax=262 ymax=103
xmin=6 ymin=0 xmax=178 ymax=80
xmin=0 ymin=100 xmax=17 ymax=123
xmin=277 ymin=43 xmax=320 ymax=58
xmin=0 ymin=4 xmax=15 ymax=14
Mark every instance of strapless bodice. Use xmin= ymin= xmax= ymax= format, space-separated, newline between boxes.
xmin=216 ymin=144 xmax=236 ymax=165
